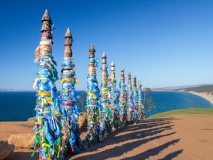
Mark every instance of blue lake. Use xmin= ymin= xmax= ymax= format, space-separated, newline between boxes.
xmin=0 ymin=91 xmax=212 ymax=121
xmin=146 ymin=91 xmax=213 ymax=117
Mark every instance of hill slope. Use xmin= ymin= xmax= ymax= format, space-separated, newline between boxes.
xmin=149 ymin=108 xmax=213 ymax=118
xmin=177 ymin=85 xmax=213 ymax=93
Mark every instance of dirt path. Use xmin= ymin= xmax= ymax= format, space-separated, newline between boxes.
xmin=1 ymin=115 xmax=213 ymax=160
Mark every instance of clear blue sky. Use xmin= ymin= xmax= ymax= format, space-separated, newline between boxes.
xmin=0 ymin=0 xmax=212 ymax=90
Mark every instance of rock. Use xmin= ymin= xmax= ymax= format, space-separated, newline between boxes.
xmin=27 ymin=117 xmax=35 ymax=123
xmin=8 ymin=133 xmax=34 ymax=149
xmin=0 ymin=140 xmax=15 ymax=160
xmin=78 ymin=112 xmax=87 ymax=128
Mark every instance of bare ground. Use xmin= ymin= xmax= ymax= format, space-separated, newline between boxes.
xmin=1 ymin=115 xmax=213 ymax=160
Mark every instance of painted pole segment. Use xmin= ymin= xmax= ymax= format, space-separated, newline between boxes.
xmin=60 ymin=28 xmax=81 ymax=154
xmin=138 ymin=80 xmax=144 ymax=120
xmin=108 ymin=61 xmax=120 ymax=130
xmin=133 ymin=76 xmax=139 ymax=121
xmin=118 ymin=68 xmax=127 ymax=127
xmin=127 ymin=72 xmax=134 ymax=123
xmin=99 ymin=53 xmax=111 ymax=141
xmin=33 ymin=10 xmax=63 ymax=159
xmin=86 ymin=44 xmax=100 ymax=143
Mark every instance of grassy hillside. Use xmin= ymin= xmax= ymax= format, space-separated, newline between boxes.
xmin=178 ymin=85 xmax=213 ymax=93
xmin=149 ymin=108 xmax=213 ymax=118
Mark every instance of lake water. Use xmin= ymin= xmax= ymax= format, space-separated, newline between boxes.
xmin=146 ymin=91 xmax=213 ymax=117
xmin=0 ymin=91 xmax=212 ymax=121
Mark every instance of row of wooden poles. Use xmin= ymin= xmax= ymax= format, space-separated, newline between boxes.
xmin=32 ymin=10 xmax=145 ymax=160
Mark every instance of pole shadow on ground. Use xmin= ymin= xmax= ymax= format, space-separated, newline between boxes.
xmin=68 ymin=118 xmax=183 ymax=160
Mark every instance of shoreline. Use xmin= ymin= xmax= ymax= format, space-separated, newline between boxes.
xmin=189 ymin=91 xmax=213 ymax=105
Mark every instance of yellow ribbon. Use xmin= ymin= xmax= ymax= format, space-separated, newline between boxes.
xmin=38 ymin=90 xmax=51 ymax=96
xmin=88 ymin=92 xmax=95 ymax=96
xmin=53 ymin=105 xmax=61 ymax=116
xmin=61 ymin=78 xmax=73 ymax=84
xmin=61 ymin=90 xmax=69 ymax=93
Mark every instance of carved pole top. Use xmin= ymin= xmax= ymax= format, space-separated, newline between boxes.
xmin=64 ymin=28 xmax=72 ymax=46
xmin=121 ymin=68 xmax=125 ymax=80
xmin=89 ymin=44 xmax=95 ymax=58
xmin=102 ymin=52 xmax=107 ymax=64
xmin=111 ymin=61 xmax=115 ymax=67
xmin=128 ymin=72 xmax=131 ymax=80
xmin=64 ymin=28 xmax=72 ymax=58
xmin=41 ymin=9 xmax=53 ymax=32
xmin=64 ymin=28 xmax=72 ymax=38
xmin=133 ymin=76 xmax=137 ymax=88
xmin=111 ymin=61 xmax=115 ymax=71
xmin=41 ymin=9 xmax=52 ymax=22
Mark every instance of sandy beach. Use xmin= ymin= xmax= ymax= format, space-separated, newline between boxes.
xmin=189 ymin=91 xmax=213 ymax=104
xmin=1 ymin=114 xmax=213 ymax=160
